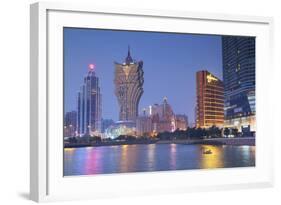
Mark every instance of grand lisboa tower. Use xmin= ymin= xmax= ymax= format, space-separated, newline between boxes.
xmin=114 ymin=47 xmax=144 ymax=123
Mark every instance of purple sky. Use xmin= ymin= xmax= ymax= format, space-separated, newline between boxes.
xmin=64 ymin=28 xmax=223 ymax=124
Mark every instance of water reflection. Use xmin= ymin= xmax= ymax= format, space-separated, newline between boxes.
xmin=84 ymin=147 xmax=103 ymax=175
xmin=119 ymin=145 xmax=139 ymax=173
xmin=147 ymin=144 xmax=156 ymax=170
xmin=120 ymin=145 xmax=130 ymax=172
xmin=64 ymin=144 xmax=255 ymax=176
xmin=199 ymin=145 xmax=223 ymax=169
xmin=169 ymin=144 xmax=177 ymax=169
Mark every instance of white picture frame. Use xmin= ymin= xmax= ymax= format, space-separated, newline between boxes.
xmin=30 ymin=2 xmax=274 ymax=202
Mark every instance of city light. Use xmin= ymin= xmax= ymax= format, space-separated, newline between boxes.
xmin=206 ymin=74 xmax=218 ymax=83
xmin=63 ymin=30 xmax=256 ymax=176
xmin=88 ymin=63 xmax=95 ymax=70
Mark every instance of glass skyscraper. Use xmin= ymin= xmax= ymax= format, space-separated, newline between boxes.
xmin=77 ymin=64 xmax=102 ymax=136
xmin=222 ymin=36 xmax=256 ymax=132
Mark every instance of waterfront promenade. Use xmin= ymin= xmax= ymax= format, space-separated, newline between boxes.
xmin=157 ymin=137 xmax=255 ymax=146
xmin=64 ymin=137 xmax=255 ymax=148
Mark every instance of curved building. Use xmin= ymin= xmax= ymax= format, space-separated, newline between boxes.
xmin=114 ymin=47 xmax=144 ymax=122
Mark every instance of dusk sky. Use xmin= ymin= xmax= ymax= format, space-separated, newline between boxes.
xmin=64 ymin=28 xmax=223 ymax=124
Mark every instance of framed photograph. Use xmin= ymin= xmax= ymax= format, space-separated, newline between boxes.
xmin=30 ymin=2 xmax=274 ymax=202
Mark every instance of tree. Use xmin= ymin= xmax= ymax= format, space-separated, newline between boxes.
xmin=224 ymin=128 xmax=230 ymax=137
xmin=68 ymin=137 xmax=77 ymax=144
xmin=232 ymin=128 xmax=239 ymax=137
xmin=115 ymin=135 xmax=126 ymax=141
xmin=208 ymin=126 xmax=222 ymax=138
xmin=90 ymin=136 xmax=101 ymax=143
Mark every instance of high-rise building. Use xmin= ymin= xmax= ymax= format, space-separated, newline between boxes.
xmin=64 ymin=111 xmax=77 ymax=137
xmin=114 ymin=47 xmax=144 ymax=122
xmin=196 ymin=70 xmax=224 ymax=128
xmin=222 ymin=36 xmax=256 ymax=132
xmin=77 ymin=64 xmax=102 ymax=136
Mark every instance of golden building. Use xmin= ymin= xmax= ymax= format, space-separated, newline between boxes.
xmin=114 ymin=47 xmax=144 ymax=122
xmin=196 ymin=70 xmax=224 ymax=128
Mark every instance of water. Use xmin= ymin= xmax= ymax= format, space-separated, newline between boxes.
xmin=64 ymin=144 xmax=255 ymax=176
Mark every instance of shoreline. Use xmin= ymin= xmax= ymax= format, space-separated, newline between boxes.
xmin=64 ymin=137 xmax=255 ymax=148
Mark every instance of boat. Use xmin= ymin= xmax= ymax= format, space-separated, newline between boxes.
xmin=203 ymin=149 xmax=212 ymax=154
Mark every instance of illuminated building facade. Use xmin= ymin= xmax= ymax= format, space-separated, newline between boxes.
xmin=136 ymin=97 xmax=177 ymax=136
xmin=196 ymin=70 xmax=224 ymax=128
xmin=114 ymin=47 xmax=144 ymax=123
xmin=77 ymin=64 xmax=102 ymax=136
xmin=151 ymin=97 xmax=176 ymax=133
xmin=104 ymin=121 xmax=136 ymax=139
xmin=222 ymin=36 xmax=256 ymax=132
xmin=64 ymin=111 xmax=77 ymax=137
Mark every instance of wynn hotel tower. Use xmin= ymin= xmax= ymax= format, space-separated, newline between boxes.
xmin=196 ymin=70 xmax=224 ymax=128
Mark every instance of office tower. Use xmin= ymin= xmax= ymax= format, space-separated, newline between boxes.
xmin=196 ymin=70 xmax=224 ymax=128
xmin=114 ymin=47 xmax=144 ymax=122
xmin=77 ymin=64 xmax=102 ymax=136
xmin=222 ymin=36 xmax=256 ymax=132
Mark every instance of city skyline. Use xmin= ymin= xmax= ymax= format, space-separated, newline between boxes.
xmin=63 ymin=29 xmax=256 ymax=176
xmin=64 ymin=28 xmax=222 ymax=123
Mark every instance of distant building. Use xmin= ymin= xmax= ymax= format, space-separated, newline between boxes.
xmin=101 ymin=119 xmax=115 ymax=133
xmin=196 ymin=70 xmax=224 ymax=128
xmin=136 ymin=110 xmax=153 ymax=137
xmin=136 ymin=97 xmax=179 ymax=136
xmin=114 ymin=47 xmax=144 ymax=123
xmin=151 ymin=97 xmax=176 ymax=133
xmin=64 ymin=111 xmax=77 ymax=137
xmin=175 ymin=114 xmax=188 ymax=130
xmin=77 ymin=64 xmax=102 ymax=137
xmin=222 ymin=36 xmax=256 ymax=132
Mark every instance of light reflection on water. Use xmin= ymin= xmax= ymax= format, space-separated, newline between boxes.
xmin=64 ymin=144 xmax=255 ymax=176
xmin=170 ymin=144 xmax=177 ymax=169
xmin=200 ymin=145 xmax=224 ymax=169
